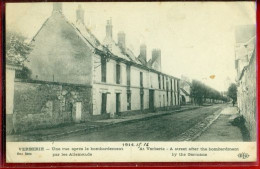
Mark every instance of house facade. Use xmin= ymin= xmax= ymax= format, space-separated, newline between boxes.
xmin=93 ymin=18 xmax=180 ymax=117
xmin=8 ymin=3 xmax=181 ymax=132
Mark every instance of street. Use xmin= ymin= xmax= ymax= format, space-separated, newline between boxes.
xmin=54 ymin=105 xmax=226 ymax=141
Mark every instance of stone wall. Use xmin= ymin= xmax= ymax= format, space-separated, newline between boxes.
xmin=237 ymin=51 xmax=256 ymax=141
xmin=13 ymin=79 xmax=92 ymax=133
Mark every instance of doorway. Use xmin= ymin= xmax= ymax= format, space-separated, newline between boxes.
xmin=140 ymin=93 xmax=144 ymax=111
xmin=181 ymin=95 xmax=186 ymax=105
xmin=101 ymin=93 xmax=107 ymax=114
xmin=149 ymin=90 xmax=155 ymax=111
xmin=116 ymin=93 xmax=120 ymax=114
xmin=75 ymin=102 xmax=82 ymax=123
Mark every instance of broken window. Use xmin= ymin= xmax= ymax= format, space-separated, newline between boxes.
xmin=162 ymin=76 xmax=165 ymax=90
xmin=116 ymin=63 xmax=121 ymax=84
xmin=101 ymin=57 xmax=106 ymax=82
xmin=126 ymin=64 xmax=131 ymax=86
xmin=140 ymin=72 xmax=143 ymax=87
xmin=158 ymin=74 xmax=161 ymax=89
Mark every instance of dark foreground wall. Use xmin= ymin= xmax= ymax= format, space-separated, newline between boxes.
xmin=237 ymin=51 xmax=256 ymax=141
xmin=13 ymin=79 xmax=92 ymax=133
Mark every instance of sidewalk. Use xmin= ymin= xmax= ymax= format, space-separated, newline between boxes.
xmin=7 ymin=105 xmax=199 ymax=142
xmin=195 ymin=106 xmax=243 ymax=142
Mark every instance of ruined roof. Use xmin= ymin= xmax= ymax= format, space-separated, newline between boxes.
xmin=125 ymin=48 xmax=142 ymax=64
xmin=238 ymin=45 xmax=256 ymax=81
xmin=137 ymin=55 xmax=147 ymax=66
xmin=180 ymin=88 xmax=190 ymax=96
xmin=103 ymin=36 xmax=144 ymax=65
xmin=147 ymin=56 xmax=156 ymax=68
xmin=103 ymin=37 xmax=131 ymax=61
xmin=180 ymin=79 xmax=191 ymax=88
xmin=30 ymin=10 xmax=180 ymax=80
xmin=235 ymin=25 xmax=256 ymax=43
xmin=73 ymin=21 xmax=103 ymax=50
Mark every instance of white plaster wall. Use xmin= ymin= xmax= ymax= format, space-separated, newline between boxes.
xmin=121 ymin=63 xmax=126 ymax=85
xmin=107 ymin=59 xmax=116 ymax=84
xmin=154 ymin=90 xmax=160 ymax=107
xmin=131 ymin=88 xmax=141 ymax=111
xmin=174 ymin=79 xmax=177 ymax=92
xmin=172 ymin=92 xmax=176 ymax=105
xmin=143 ymin=70 xmax=149 ymax=88
xmin=6 ymin=69 xmax=15 ymax=115
xmin=92 ymin=56 xmax=180 ymax=116
xmin=93 ymin=84 xmax=127 ymax=115
xmin=93 ymin=54 xmax=101 ymax=83
xmin=149 ymin=72 xmax=159 ymax=89
xmin=143 ymin=89 xmax=149 ymax=109
xmin=131 ymin=67 xmax=140 ymax=87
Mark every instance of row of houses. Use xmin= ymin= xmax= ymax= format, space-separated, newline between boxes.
xmin=6 ymin=3 xmax=183 ymax=133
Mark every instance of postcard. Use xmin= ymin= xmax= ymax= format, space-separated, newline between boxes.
xmin=5 ymin=1 xmax=256 ymax=163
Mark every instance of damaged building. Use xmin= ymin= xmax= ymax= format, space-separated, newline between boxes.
xmin=6 ymin=3 xmax=181 ymax=133
xmin=234 ymin=24 xmax=256 ymax=141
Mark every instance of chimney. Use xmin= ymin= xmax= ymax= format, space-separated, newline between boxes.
xmin=106 ymin=19 xmax=113 ymax=39
xmin=139 ymin=44 xmax=147 ymax=63
xmin=152 ymin=49 xmax=161 ymax=71
xmin=118 ymin=31 xmax=126 ymax=53
xmin=76 ymin=5 xmax=85 ymax=24
xmin=53 ymin=3 xmax=62 ymax=13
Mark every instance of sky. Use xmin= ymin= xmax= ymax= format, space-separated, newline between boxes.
xmin=6 ymin=2 xmax=256 ymax=92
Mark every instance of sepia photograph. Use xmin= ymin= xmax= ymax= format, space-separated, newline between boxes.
xmin=4 ymin=1 xmax=257 ymax=163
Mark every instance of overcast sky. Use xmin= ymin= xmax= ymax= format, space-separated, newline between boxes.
xmin=6 ymin=2 xmax=256 ymax=91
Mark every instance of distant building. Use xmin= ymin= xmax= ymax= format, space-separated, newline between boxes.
xmin=8 ymin=3 xmax=181 ymax=133
xmin=179 ymin=76 xmax=191 ymax=105
xmin=234 ymin=24 xmax=256 ymax=141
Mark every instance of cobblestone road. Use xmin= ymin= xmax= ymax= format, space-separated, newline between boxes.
xmin=55 ymin=105 xmax=226 ymax=141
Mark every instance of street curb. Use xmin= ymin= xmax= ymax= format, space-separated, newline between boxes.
xmin=189 ymin=111 xmax=222 ymax=141
xmin=171 ymin=106 xmax=224 ymax=142
xmin=11 ymin=106 xmax=201 ymax=141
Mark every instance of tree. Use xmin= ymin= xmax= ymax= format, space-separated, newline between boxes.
xmin=190 ymin=79 xmax=227 ymax=105
xmin=6 ymin=31 xmax=32 ymax=79
xmin=15 ymin=66 xmax=32 ymax=79
xmin=6 ymin=31 xmax=32 ymax=65
xmin=227 ymin=83 xmax=237 ymax=106
xmin=190 ymin=80 xmax=204 ymax=106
